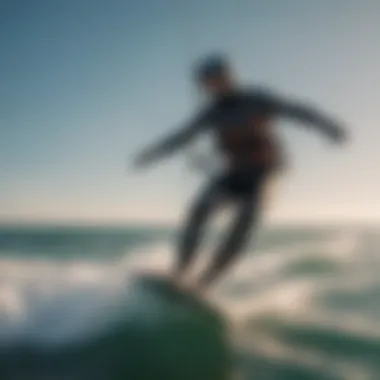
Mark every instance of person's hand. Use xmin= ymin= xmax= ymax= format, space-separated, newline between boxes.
xmin=328 ymin=124 xmax=348 ymax=145
xmin=133 ymin=150 xmax=154 ymax=170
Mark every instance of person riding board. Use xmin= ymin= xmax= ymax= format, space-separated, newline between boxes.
xmin=133 ymin=54 xmax=347 ymax=289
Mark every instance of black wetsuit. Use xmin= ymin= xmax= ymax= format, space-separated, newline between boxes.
xmin=137 ymin=87 xmax=344 ymax=286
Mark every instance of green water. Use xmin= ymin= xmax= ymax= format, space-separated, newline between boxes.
xmin=0 ymin=224 xmax=379 ymax=379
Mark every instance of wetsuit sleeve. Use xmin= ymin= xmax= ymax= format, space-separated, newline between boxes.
xmin=135 ymin=108 xmax=211 ymax=167
xmin=261 ymin=90 xmax=346 ymax=141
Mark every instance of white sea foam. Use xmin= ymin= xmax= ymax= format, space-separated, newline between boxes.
xmin=1 ymin=226 xmax=380 ymax=379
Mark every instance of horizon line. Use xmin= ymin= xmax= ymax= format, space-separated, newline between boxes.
xmin=0 ymin=218 xmax=379 ymax=229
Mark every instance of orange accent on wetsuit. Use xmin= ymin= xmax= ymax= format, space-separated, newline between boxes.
xmin=217 ymin=114 xmax=280 ymax=169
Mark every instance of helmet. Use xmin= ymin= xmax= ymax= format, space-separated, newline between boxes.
xmin=194 ymin=54 xmax=229 ymax=82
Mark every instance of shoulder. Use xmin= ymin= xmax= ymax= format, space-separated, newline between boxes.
xmin=241 ymin=85 xmax=279 ymax=102
xmin=241 ymin=85 xmax=291 ymax=114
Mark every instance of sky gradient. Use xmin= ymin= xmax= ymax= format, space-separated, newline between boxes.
xmin=1 ymin=0 xmax=379 ymax=224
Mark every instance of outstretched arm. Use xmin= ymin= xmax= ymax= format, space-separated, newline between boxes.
xmin=133 ymin=109 xmax=210 ymax=169
xmin=264 ymin=91 xmax=347 ymax=142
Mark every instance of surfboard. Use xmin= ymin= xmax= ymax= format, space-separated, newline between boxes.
xmin=134 ymin=270 xmax=222 ymax=323
xmin=133 ymin=271 xmax=231 ymax=380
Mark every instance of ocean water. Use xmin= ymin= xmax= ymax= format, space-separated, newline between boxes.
xmin=0 ymin=224 xmax=379 ymax=380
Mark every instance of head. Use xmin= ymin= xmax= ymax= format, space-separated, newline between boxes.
xmin=194 ymin=54 xmax=236 ymax=98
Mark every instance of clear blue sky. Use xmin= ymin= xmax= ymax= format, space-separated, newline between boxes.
xmin=1 ymin=0 xmax=379 ymax=224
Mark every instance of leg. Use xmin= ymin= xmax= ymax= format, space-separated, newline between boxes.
xmin=197 ymin=169 xmax=268 ymax=288
xmin=174 ymin=179 xmax=223 ymax=280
